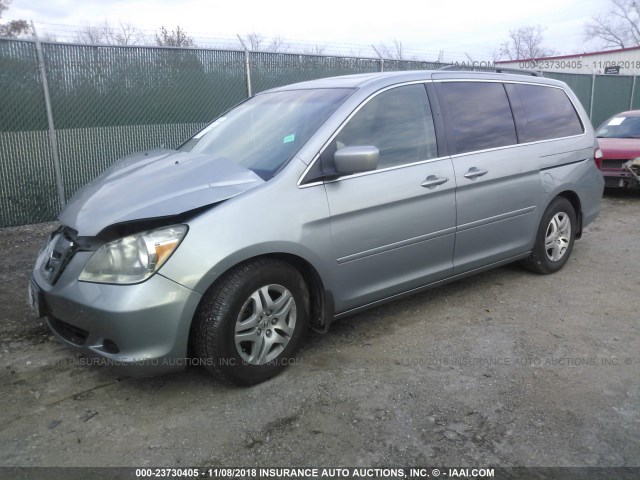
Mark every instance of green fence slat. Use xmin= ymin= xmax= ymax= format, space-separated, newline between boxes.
xmin=0 ymin=39 xmax=59 ymax=226
xmin=591 ymin=75 xmax=634 ymax=128
xmin=631 ymin=78 xmax=640 ymax=110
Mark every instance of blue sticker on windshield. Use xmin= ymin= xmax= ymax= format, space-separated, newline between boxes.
xmin=283 ymin=134 xmax=295 ymax=143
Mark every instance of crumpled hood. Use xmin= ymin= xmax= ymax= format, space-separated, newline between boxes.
xmin=59 ymin=149 xmax=264 ymax=236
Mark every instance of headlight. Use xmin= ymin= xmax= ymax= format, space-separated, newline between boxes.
xmin=79 ymin=225 xmax=188 ymax=284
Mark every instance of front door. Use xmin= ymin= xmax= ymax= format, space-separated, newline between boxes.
xmin=323 ymin=84 xmax=456 ymax=313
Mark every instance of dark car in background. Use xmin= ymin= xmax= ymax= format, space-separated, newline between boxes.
xmin=596 ymin=110 xmax=640 ymax=188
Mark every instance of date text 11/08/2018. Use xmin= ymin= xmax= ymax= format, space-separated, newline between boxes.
xmin=134 ymin=467 xmax=496 ymax=478
xmin=518 ymin=60 xmax=640 ymax=69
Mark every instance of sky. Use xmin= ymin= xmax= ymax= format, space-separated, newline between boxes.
xmin=5 ymin=0 xmax=613 ymax=61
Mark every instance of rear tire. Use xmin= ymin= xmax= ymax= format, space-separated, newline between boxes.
xmin=192 ymin=258 xmax=309 ymax=386
xmin=522 ymin=197 xmax=576 ymax=274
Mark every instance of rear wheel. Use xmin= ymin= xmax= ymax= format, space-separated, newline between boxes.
xmin=192 ymin=258 xmax=309 ymax=385
xmin=522 ymin=197 xmax=576 ymax=274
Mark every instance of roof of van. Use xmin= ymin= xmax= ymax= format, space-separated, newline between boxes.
xmin=265 ymin=70 xmax=566 ymax=93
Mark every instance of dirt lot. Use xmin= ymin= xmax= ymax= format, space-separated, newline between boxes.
xmin=0 ymin=192 xmax=639 ymax=468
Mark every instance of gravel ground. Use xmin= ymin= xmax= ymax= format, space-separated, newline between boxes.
xmin=0 ymin=191 xmax=638 ymax=468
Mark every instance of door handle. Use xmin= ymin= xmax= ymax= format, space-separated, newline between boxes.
xmin=464 ymin=167 xmax=488 ymax=179
xmin=421 ymin=175 xmax=449 ymax=188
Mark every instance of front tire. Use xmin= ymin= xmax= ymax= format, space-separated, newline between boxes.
xmin=192 ymin=258 xmax=309 ymax=385
xmin=522 ymin=197 xmax=577 ymax=274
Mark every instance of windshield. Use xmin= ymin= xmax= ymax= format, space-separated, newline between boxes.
xmin=179 ymin=88 xmax=353 ymax=180
xmin=596 ymin=115 xmax=640 ymax=139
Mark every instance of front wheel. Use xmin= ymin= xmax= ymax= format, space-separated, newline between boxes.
xmin=522 ymin=197 xmax=577 ymax=274
xmin=192 ymin=259 xmax=309 ymax=385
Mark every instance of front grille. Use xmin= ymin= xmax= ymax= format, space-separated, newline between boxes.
xmin=602 ymin=159 xmax=628 ymax=170
xmin=48 ymin=317 xmax=89 ymax=346
xmin=39 ymin=228 xmax=78 ymax=285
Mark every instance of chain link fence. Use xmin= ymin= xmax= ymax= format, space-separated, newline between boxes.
xmin=0 ymin=39 xmax=58 ymax=225
xmin=1 ymin=37 xmax=638 ymax=227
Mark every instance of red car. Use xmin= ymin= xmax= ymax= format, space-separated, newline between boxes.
xmin=595 ymin=110 xmax=640 ymax=188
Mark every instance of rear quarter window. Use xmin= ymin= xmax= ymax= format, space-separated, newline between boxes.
xmin=505 ymin=83 xmax=584 ymax=143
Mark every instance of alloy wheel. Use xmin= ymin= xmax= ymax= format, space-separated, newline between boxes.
xmin=234 ymin=284 xmax=297 ymax=365
xmin=544 ymin=212 xmax=572 ymax=262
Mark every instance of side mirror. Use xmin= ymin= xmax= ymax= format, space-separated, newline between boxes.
xmin=333 ymin=146 xmax=379 ymax=175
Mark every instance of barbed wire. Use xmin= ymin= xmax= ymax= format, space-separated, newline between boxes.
xmin=32 ymin=21 xmax=488 ymax=62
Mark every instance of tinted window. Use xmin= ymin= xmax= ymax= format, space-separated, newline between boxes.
xmin=505 ymin=84 xmax=584 ymax=142
xmin=333 ymin=84 xmax=437 ymax=169
xmin=438 ymin=82 xmax=517 ymax=154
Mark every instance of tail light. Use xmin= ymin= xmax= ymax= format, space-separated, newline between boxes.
xmin=594 ymin=148 xmax=603 ymax=169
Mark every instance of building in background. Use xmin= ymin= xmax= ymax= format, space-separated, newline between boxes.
xmin=496 ymin=46 xmax=640 ymax=75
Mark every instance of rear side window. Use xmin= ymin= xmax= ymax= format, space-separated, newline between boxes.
xmin=505 ymin=84 xmax=584 ymax=142
xmin=437 ymin=82 xmax=517 ymax=154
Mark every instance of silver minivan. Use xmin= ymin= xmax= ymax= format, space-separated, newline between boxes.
xmin=30 ymin=70 xmax=604 ymax=385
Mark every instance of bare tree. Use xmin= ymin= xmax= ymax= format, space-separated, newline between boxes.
xmin=0 ymin=0 xmax=30 ymax=38
xmin=499 ymin=25 xmax=555 ymax=60
xmin=74 ymin=21 xmax=109 ymax=44
xmin=376 ymin=39 xmax=405 ymax=59
xmin=239 ymin=32 xmax=290 ymax=52
xmin=112 ymin=22 xmax=145 ymax=45
xmin=392 ymin=39 xmax=404 ymax=60
xmin=241 ymin=32 xmax=264 ymax=50
xmin=155 ymin=26 xmax=195 ymax=48
xmin=585 ymin=0 xmax=640 ymax=48
xmin=267 ymin=35 xmax=289 ymax=52
xmin=491 ymin=48 xmax=502 ymax=63
xmin=75 ymin=20 xmax=144 ymax=45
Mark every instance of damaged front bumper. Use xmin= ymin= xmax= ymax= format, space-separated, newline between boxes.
xmin=30 ymin=229 xmax=202 ymax=376
xmin=622 ymin=157 xmax=640 ymax=186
